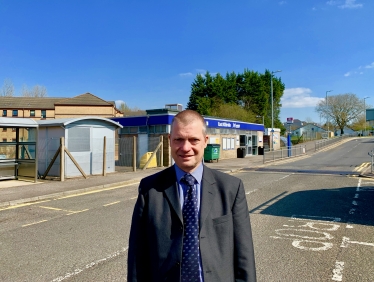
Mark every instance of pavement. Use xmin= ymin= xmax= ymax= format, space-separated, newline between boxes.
xmin=0 ymin=138 xmax=372 ymax=209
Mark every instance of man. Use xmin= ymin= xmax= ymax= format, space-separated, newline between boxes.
xmin=127 ymin=110 xmax=256 ymax=282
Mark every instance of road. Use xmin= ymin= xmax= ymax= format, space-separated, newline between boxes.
xmin=1 ymin=138 xmax=373 ymax=281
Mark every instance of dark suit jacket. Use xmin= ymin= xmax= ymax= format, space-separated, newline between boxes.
xmin=127 ymin=165 xmax=256 ymax=282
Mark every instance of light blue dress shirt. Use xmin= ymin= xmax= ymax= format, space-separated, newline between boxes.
xmin=174 ymin=163 xmax=204 ymax=282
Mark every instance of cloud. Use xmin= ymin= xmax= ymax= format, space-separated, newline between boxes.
xmin=326 ymin=0 xmax=338 ymax=5
xmin=344 ymin=72 xmax=352 ymax=77
xmin=115 ymin=100 xmax=125 ymax=108
xmin=281 ymin=88 xmax=324 ymax=108
xmin=179 ymin=72 xmax=193 ymax=77
xmin=339 ymin=0 xmax=363 ymax=9
xmin=365 ymin=62 xmax=374 ymax=69
xmin=279 ymin=1 xmax=287 ymax=5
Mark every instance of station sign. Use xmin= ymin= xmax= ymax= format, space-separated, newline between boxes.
xmin=286 ymin=117 xmax=294 ymax=124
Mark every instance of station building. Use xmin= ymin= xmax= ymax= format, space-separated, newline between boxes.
xmin=111 ymin=104 xmax=270 ymax=167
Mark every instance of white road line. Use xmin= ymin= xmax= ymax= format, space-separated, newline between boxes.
xmin=332 ymin=261 xmax=344 ymax=281
xmin=352 ymin=200 xmax=358 ymax=206
xmin=354 ymin=193 xmax=359 ymax=199
xmin=51 ymin=246 xmax=129 ymax=282
xmin=246 ymin=189 xmax=258 ymax=195
xmin=103 ymin=201 xmax=121 ymax=207
xmin=291 ymin=215 xmax=341 ymax=222
xmin=22 ymin=219 xmax=49 ymax=227
xmin=340 ymin=237 xmax=374 ymax=248
xmin=278 ymin=174 xmax=292 ymax=181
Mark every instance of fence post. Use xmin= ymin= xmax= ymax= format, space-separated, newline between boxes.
xmin=160 ymin=135 xmax=164 ymax=167
xmin=60 ymin=137 xmax=65 ymax=182
xmin=102 ymin=136 xmax=106 ymax=176
xmin=133 ymin=136 xmax=137 ymax=172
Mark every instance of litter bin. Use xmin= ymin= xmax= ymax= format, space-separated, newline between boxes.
xmin=258 ymin=147 xmax=264 ymax=155
xmin=204 ymin=144 xmax=220 ymax=163
xmin=237 ymin=147 xmax=246 ymax=158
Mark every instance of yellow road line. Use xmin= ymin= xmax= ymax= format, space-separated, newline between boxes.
xmin=103 ymin=201 xmax=121 ymax=207
xmin=0 ymin=200 xmax=51 ymax=211
xmin=22 ymin=219 xmax=48 ymax=227
xmin=354 ymin=162 xmax=370 ymax=172
xmin=66 ymin=209 xmax=89 ymax=216
xmin=56 ymin=183 xmax=135 ymax=200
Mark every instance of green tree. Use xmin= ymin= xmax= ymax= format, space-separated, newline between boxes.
xmin=187 ymin=73 xmax=206 ymax=111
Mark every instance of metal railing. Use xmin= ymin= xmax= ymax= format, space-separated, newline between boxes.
xmin=315 ymin=136 xmax=345 ymax=151
xmin=263 ymin=145 xmax=306 ymax=163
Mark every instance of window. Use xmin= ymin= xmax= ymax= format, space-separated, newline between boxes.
xmin=30 ymin=110 xmax=35 ymax=117
xmin=12 ymin=128 xmax=16 ymax=132
xmin=2 ymin=138 xmax=6 ymax=142
xmin=41 ymin=110 xmax=46 ymax=119
xmin=2 ymin=128 xmax=6 ymax=132
xmin=12 ymin=110 xmax=18 ymax=117
xmin=2 ymin=110 xmax=6 ymax=117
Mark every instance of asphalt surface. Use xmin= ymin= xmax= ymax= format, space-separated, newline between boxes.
xmin=1 ymin=138 xmax=372 ymax=208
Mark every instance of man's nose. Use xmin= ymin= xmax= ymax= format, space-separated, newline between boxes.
xmin=181 ymin=140 xmax=192 ymax=151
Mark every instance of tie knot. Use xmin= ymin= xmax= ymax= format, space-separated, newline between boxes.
xmin=182 ymin=173 xmax=195 ymax=187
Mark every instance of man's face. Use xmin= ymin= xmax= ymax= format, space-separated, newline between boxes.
xmin=169 ymin=119 xmax=208 ymax=173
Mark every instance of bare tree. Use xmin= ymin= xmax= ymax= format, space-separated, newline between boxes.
xmin=21 ymin=84 xmax=48 ymax=97
xmin=119 ymin=102 xmax=145 ymax=116
xmin=315 ymin=93 xmax=364 ymax=135
xmin=1 ymin=78 xmax=15 ymax=96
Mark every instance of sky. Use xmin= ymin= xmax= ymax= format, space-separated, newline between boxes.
xmin=0 ymin=0 xmax=373 ymax=124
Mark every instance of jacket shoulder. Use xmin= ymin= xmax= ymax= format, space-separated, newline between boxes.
xmin=139 ymin=166 xmax=176 ymax=193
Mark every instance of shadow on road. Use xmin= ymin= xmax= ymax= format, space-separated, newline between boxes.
xmin=250 ymin=187 xmax=374 ymax=226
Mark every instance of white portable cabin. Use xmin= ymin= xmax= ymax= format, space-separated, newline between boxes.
xmin=37 ymin=117 xmax=122 ymax=178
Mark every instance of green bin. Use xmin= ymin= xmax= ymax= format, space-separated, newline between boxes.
xmin=204 ymin=144 xmax=220 ymax=163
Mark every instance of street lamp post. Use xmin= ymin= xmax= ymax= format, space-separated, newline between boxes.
xmin=271 ymin=70 xmax=282 ymax=149
xmin=325 ymin=90 xmax=333 ymax=138
xmin=364 ymin=97 xmax=369 ymax=136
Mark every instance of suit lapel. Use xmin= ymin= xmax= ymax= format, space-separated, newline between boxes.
xmin=200 ymin=165 xmax=216 ymax=230
xmin=163 ymin=167 xmax=183 ymax=224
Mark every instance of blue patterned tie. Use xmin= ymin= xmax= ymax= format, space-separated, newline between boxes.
xmin=181 ymin=173 xmax=200 ymax=282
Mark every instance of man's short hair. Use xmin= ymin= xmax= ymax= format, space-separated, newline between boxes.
xmin=171 ymin=110 xmax=207 ymax=136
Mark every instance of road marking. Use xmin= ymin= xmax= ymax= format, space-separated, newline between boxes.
xmin=0 ymin=200 xmax=51 ymax=211
xmin=278 ymin=174 xmax=292 ymax=181
xmin=130 ymin=196 xmax=138 ymax=200
xmin=352 ymin=200 xmax=358 ymax=206
xmin=340 ymin=236 xmax=374 ymax=248
xmin=51 ymin=246 xmax=129 ymax=282
xmin=56 ymin=183 xmax=137 ymax=200
xmin=291 ymin=215 xmax=341 ymax=222
xmin=353 ymin=162 xmax=370 ymax=172
xmin=332 ymin=261 xmax=344 ymax=281
xmin=22 ymin=219 xmax=48 ymax=227
xmin=354 ymin=193 xmax=359 ymax=198
xmin=246 ymin=189 xmax=258 ymax=195
xmin=271 ymin=236 xmax=333 ymax=251
xmin=349 ymin=208 xmax=355 ymax=214
xmin=103 ymin=201 xmax=121 ymax=206
xmin=66 ymin=209 xmax=89 ymax=216
xmin=39 ymin=206 xmax=65 ymax=211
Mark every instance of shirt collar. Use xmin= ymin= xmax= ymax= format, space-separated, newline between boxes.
xmin=174 ymin=163 xmax=203 ymax=185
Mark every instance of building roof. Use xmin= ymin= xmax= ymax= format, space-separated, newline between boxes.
xmin=54 ymin=93 xmax=114 ymax=106
xmin=37 ymin=117 xmax=123 ymax=128
xmin=0 ymin=117 xmax=39 ymax=127
xmin=0 ymin=93 xmax=118 ymax=109
xmin=0 ymin=97 xmax=63 ymax=109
